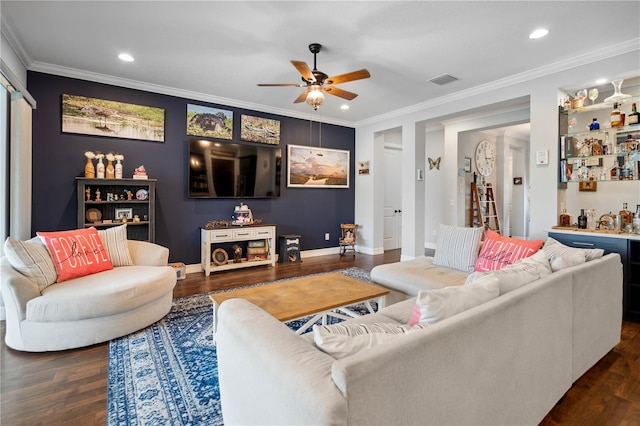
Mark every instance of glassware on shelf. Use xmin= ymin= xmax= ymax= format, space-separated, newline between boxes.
xmin=604 ymin=79 xmax=632 ymax=104
xmin=588 ymin=88 xmax=599 ymax=105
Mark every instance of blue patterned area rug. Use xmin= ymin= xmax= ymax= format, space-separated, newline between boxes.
xmin=107 ymin=267 xmax=373 ymax=426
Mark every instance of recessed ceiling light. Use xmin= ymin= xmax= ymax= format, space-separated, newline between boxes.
xmin=118 ymin=53 xmax=135 ymax=62
xmin=340 ymin=104 xmax=350 ymax=110
xmin=595 ymin=78 xmax=607 ymax=85
xmin=529 ymin=28 xmax=549 ymax=39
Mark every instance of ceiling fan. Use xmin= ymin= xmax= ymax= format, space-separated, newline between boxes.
xmin=257 ymin=43 xmax=370 ymax=110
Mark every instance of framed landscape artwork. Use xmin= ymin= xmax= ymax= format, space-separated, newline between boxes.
xmin=241 ymin=114 xmax=280 ymax=145
xmin=186 ymin=104 xmax=233 ymax=139
xmin=61 ymin=94 xmax=165 ymax=142
xmin=287 ymin=145 xmax=350 ymax=188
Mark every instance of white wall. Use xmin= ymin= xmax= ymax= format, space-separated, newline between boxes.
xmin=355 ymin=50 xmax=639 ymax=256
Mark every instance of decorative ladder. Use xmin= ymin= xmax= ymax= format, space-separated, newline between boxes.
xmin=470 ymin=182 xmax=501 ymax=234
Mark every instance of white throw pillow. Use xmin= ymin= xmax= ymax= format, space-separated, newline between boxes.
xmin=3 ymin=236 xmax=58 ymax=292
xmin=542 ymin=237 xmax=602 ymax=272
xmin=313 ymin=322 xmax=426 ymax=359
xmin=433 ymin=224 xmax=483 ymax=272
xmin=98 ymin=224 xmax=133 ymax=267
xmin=413 ymin=279 xmax=500 ymax=325
xmin=465 ymin=249 xmax=552 ymax=295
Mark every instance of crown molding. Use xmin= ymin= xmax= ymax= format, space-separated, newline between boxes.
xmin=28 ymin=61 xmax=354 ymax=128
xmin=1 ymin=13 xmax=32 ymax=72
xmin=355 ymin=38 xmax=640 ymax=128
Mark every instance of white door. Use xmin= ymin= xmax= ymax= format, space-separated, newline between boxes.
xmin=383 ymin=147 xmax=402 ymax=250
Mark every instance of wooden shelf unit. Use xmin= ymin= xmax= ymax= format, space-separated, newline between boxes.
xmin=201 ymin=225 xmax=276 ymax=276
xmin=76 ymin=178 xmax=156 ymax=242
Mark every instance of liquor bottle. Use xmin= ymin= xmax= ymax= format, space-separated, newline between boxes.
xmin=610 ymin=162 xmax=620 ymax=180
xmin=578 ymin=209 xmax=587 ymax=229
xmin=620 ymin=203 xmax=632 ymax=227
xmin=611 ymin=103 xmax=623 ymax=127
xmin=603 ymin=132 xmax=613 ymax=155
xmin=559 ymin=208 xmax=572 ymax=227
xmin=628 ymin=103 xmax=639 ymax=125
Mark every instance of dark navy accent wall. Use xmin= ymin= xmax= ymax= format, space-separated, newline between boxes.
xmin=28 ymin=71 xmax=355 ymax=264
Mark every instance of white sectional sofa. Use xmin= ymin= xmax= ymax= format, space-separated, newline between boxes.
xmin=1 ymin=239 xmax=176 ymax=352
xmin=216 ymin=251 xmax=623 ymax=425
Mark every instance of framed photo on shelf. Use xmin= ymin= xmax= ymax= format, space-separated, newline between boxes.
xmin=287 ymin=145 xmax=350 ymax=188
xmin=114 ymin=208 xmax=133 ymax=220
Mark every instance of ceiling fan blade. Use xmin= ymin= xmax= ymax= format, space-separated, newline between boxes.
xmin=291 ymin=60 xmax=315 ymax=82
xmin=323 ymin=86 xmax=358 ymax=101
xmin=325 ymin=69 xmax=370 ymax=85
xmin=257 ymin=83 xmax=305 ymax=87
xmin=293 ymin=89 xmax=309 ymax=103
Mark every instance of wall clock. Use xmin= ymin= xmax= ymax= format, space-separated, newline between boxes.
xmin=475 ymin=140 xmax=495 ymax=176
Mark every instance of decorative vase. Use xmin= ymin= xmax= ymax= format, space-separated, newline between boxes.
xmin=84 ymin=157 xmax=95 ymax=178
xmin=106 ymin=160 xmax=115 ymax=179
xmin=115 ymin=159 xmax=123 ymax=179
xmin=604 ymin=79 xmax=631 ymax=104
xmin=96 ymin=157 xmax=105 ymax=179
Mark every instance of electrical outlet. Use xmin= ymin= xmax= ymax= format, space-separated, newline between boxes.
xmin=325 ymin=233 xmax=330 ymax=241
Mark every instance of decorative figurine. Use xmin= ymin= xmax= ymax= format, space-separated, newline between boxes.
xmin=95 ymin=189 xmax=101 ymax=202
xmin=133 ymin=165 xmax=148 ymax=179
xmin=106 ymin=193 xmax=113 ymax=202
xmin=84 ymin=151 xmax=95 ymax=178
xmin=125 ymin=190 xmax=133 ymax=200
xmin=95 ymin=153 xmax=105 ymax=179
xmin=233 ymin=244 xmax=242 ymax=263
xmin=85 ymin=187 xmax=91 ymax=201
xmin=133 ymin=215 xmax=140 ymax=223
xmin=114 ymin=154 xmax=124 ymax=179
xmin=105 ymin=152 xmax=115 ymax=179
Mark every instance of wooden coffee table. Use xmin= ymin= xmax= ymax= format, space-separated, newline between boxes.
xmin=210 ymin=272 xmax=389 ymax=336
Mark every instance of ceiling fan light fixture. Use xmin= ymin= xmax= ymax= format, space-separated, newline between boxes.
xmin=306 ymin=85 xmax=325 ymax=110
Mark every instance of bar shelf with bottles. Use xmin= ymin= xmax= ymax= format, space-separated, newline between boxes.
xmin=559 ymin=95 xmax=640 ymax=184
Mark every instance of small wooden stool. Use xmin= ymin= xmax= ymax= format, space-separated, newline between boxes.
xmin=339 ymin=224 xmax=358 ymax=257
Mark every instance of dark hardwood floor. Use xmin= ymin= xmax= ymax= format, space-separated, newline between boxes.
xmin=1 ymin=250 xmax=639 ymax=425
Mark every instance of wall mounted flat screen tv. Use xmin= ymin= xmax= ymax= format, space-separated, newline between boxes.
xmin=188 ymin=139 xmax=281 ymax=198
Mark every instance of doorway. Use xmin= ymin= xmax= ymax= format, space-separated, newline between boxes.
xmin=383 ymin=145 xmax=402 ymax=250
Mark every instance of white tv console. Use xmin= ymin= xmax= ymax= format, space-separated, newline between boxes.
xmin=201 ymin=225 xmax=276 ymax=276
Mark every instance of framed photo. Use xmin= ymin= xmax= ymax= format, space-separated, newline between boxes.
xmin=240 ymin=114 xmax=280 ymax=145
xmin=464 ymin=157 xmax=472 ymax=173
xmin=186 ymin=104 xmax=233 ymax=139
xmin=114 ymin=208 xmax=133 ymax=220
xmin=62 ymin=94 xmax=165 ymax=142
xmin=287 ymin=145 xmax=350 ymax=188
xmin=513 ymin=177 xmax=523 ymax=185
xmin=358 ymin=161 xmax=370 ymax=175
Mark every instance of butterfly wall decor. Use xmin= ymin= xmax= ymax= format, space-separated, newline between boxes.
xmin=428 ymin=157 xmax=441 ymax=170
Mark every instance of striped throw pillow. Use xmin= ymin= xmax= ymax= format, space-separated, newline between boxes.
xmin=3 ymin=236 xmax=58 ymax=292
xmin=433 ymin=224 xmax=484 ymax=272
xmin=542 ymin=237 xmax=603 ymax=272
xmin=98 ymin=224 xmax=133 ymax=267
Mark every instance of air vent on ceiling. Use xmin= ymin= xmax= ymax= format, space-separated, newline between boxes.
xmin=428 ymin=74 xmax=459 ymax=85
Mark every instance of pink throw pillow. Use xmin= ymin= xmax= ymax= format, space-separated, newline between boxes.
xmin=37 ymin=227 xmax=113 ymax=282
xmin=408 ymin=303 xmax=421 ymax=326
xmin=474 ymin=229 xmax=543 ymax=272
